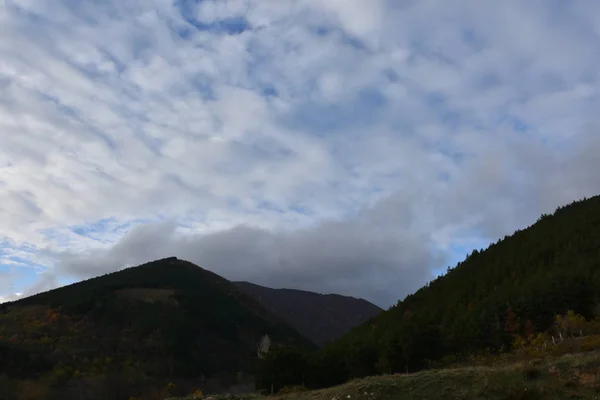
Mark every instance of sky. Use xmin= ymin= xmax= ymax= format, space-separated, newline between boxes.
xmin=1 ymin=0 xmax=600 ymax=308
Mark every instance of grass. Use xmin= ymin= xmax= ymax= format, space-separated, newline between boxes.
xmin=175 ymin=350 xmax=600 ymax=400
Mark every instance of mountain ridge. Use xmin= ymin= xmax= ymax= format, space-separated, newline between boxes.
xmin=0 ymin=257 xmax=313 ymax=398
xmin=235 ymin=281 xmax=383 ymax=346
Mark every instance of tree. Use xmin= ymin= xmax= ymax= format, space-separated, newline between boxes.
xmin=555 ymin=310 xmax=586 ymax=338
xmin=344 ymin=341 xmax=377 ymax=378
xmin=255 ymin=345 xmax=308 ymax=394
xmin=504 ymin=305 xmax=520 ymax=337
xmin=304 ymin=347 xmax=347 ymax=389
xmin=524 ymin=319 xmax=535 ymax=339
xmin=376 ymin=334 xmax=402 ymax=375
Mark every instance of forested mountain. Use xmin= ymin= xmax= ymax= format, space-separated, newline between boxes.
xmin=256 ymin=194 xmax=600 ymax=391
xmin=0 ymin=257 xmax=313 ymax=399
xmin=3 ymin=194 xmax=600 ymax=398
xmin=235 ymin=281 xmax=382 ymax=346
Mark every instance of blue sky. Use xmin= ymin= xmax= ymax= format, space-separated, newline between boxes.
xmin=1 ymin=0 xmax=600 ymax=307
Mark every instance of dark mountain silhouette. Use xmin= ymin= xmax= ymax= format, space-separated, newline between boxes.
xmin=0 ymin=257 xmax=313 ymax=398
xmin=234 ymin=281 xmax=383 ymax=346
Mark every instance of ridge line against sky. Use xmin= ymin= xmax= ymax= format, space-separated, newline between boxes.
xmin=1 ymin=0 xmax=600 ymax=307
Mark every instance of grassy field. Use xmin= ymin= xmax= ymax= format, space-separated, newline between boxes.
xmin=183 ymin=350 xmax=600 ymax=400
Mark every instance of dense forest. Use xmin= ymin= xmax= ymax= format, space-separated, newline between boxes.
xmin=0 ymin=257 xmax=312 ymax=399
xmin=255 ymin=194 xmax=600 ymax=393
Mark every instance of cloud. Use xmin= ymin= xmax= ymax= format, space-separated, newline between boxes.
xmin=45 ymin=125 xmax=600 ymax=308
xmin=1 ymin=0 xmax=600 ymax=307
xmin=0 ymin=271 xmax=13 ymax=299
xmin=52 ymin=202 xmax=440 ymax=308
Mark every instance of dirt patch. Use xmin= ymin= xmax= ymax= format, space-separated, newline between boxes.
xmin=576 ymin=371 xmax=597 ymax=386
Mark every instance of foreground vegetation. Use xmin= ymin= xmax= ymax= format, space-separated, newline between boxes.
xmin=253 ymin=309 xmax=600 ymax=393
xmin=175 ymin=348 xmax=600 ymax=400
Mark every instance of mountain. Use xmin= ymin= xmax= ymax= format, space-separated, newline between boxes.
xmin=326 ymin=194 xmax=600 ymax=383
xmin=254 ymin=194 xmax=600 ymax=391
xmin=0 ymin=257 xmax=313 ymax=398
xmin=234 ymin=281 xmax=383 ymax=347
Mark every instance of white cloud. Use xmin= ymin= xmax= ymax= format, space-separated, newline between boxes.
xmin=1 ymin=0 xmax=600 ymax=306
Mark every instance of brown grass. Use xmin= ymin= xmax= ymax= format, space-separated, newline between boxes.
xmin=174 ymin=350 xmax=600 ymax=400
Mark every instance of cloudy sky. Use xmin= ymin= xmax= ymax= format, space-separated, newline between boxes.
xmin=1 ymin=0 xmax=600 ymax=308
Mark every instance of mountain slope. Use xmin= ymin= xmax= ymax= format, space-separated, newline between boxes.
xmin=253 ymin=194 xmax=600 ymax=391
xmin=0 ymin=257 xmax=313 ymax=397
xmin=318 ymin=194 xmax=600 ymax=384
xmin=235 ymin=282 xmax=383 ymax=346
xmin=224 ymin=350 xmax=600 ymax=400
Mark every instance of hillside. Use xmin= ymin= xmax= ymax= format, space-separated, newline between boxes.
xmin=235 ymin=282 xmax=382 ymax=346
xmin=168 ymin=346 xmax=600 ymax=400
xmin=255 ymin=194 xmax=600 ymax=391
xmin=0 ymin=257 xmax=313 ymax=399
xmin=177 ymin=349 xmax=600 ymax=400
xmin=285 ymin=350 xmax=600 ymax=400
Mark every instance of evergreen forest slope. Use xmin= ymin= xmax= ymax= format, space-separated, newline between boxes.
xmin=256 ymin=194 xmax=600 ymax=391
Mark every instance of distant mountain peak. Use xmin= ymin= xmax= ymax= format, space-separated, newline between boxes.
xmin=235 ymin=281 xmax=383 ymax=346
